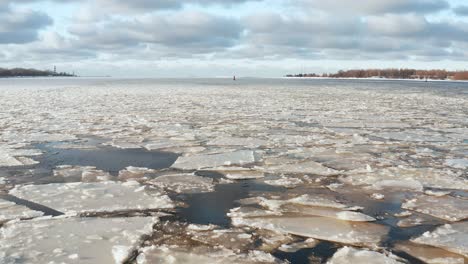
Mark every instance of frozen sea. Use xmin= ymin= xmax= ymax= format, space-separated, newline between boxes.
xmin=0 ymin=77 xmax=467 ymax=263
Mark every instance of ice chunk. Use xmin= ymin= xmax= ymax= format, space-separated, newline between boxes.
xmin=395 ymin=242 xmax=466 ymax=264
xmin=402 ymin=195 xmax=468 ymax=221
xmin=264 ymin=160 xmax=338 ymax=176
xmin=171 ymin=150 xmax=258 ymax=170
xmin=374 ymin=131 xmax=448 ymax=142
xmin=202 ymin=166 xmax=264 ymax=180
xmin=232 ymin=216 xmax=388 ymax=247
xmin=0 ymin=199 xmax=43 ymax=223
xmin=259 ymin=194 xmax=352 ymax=210
xmin=264 ymin=176 xmax=303 ymax=188
xmin=207 ymin=137 xmax=268 ymax=148
xmin=0 ymin=216 xmax=156 ymax=263
xmin=280 ymin=204 xmax=376 ymax=222
xmin=149 ymin=173 xmax=214 ymax=193
xmin=445 ymin=159 xmax=468 ymax=169
xmin=0 ymin=148 xmax=39 ymax=167
xmin=118 ymin=166 xmax=156 ymax=181
xmin=10 ymin=181 xmax=173 ymax=215
xmin=137 ymin=245 xmax=283 ymax=264
xmin=411 ymin=222 xmax=468 ymax=257
xmin=341 ymin=167 xmax=468 ymax=190
xmin=371 ymin=193 xmax=385 ymax=200
xmin=370 ymin=179 xmax=424 ymax=192
xmin=397 ymin=215 xmax=441 ymax=228
xmin=54 ymin=165 xmax=113 ymax=182
xmin=327 ymin=246 xmax=404 ymax=264
xmin=278 ymin=238 xmax=318 ymax=253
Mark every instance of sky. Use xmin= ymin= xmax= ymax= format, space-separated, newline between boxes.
xmin=1 ymin=0 xmax=468 ymax=77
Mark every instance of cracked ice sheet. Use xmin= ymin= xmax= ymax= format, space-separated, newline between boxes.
xmin=0 ymin=199 xmax=43 ymax=223
xmin=9 ymin=181 xmax=173 ymax=215
xmin=232 ymin=216 xmax=388 ymax=247
xmin=327 ymin=246 xmax=405 ymax=264
xmin=171 ymin=150 xmax=258 ymax=170
xmin=0 ymin=216 xmax=157 ymax=264
xmin=411 ymin=222 xmax=468 ymax=258
xmin=402 ymin=194 xmax=468 ymax=221
xmin=207 ymin=137 xmax=268 ymax=148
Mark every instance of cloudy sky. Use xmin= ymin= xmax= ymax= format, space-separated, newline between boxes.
xmin=1 ymin=0 xmax=468 ymax=77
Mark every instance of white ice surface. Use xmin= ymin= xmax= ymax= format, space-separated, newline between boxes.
xmin=9 ymin=181 xmax=173 ymax=215
xmin=0 ymin=216 xmax=157 ymax=264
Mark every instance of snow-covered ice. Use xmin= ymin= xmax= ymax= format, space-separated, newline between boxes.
xmin=0 ymin=216 xmax=157 ymax=263
xmin=9 ymin=181 xmax=174 ymax=215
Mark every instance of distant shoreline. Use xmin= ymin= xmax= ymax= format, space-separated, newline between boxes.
xmin=286 ymin=68 xmax=468 ymax=81
xmin=0 ymin=67 xmax=76 ymax=78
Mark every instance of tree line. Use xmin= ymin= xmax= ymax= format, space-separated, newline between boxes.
xmin=286 ymin=69 xmax=468 ymax=80
xmin=0 ymin=68 xmax=75 ymax=77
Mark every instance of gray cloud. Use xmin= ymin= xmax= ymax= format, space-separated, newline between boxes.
xmin=453 ymin=5 xmax=468 ymax=16
xmin=305 ymin=0 xmax=449 ymax=14
xmin=68 ymin=11 xmax=242 ymax=55
xmin=239 ymin=11 xmax=468 ymax=60
xmin=0 ymin=6 xmax=52 ymax=44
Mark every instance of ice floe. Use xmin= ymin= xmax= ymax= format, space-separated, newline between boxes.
xmin=118 ymin=166 xmax=156 ymax=181
xmin=9 ymin=181 xmax=173 ymax=215
xmin=327 ymin=246 xmax=404 ymax=264
xmin=278 ymin=238 xmax=318 ymax=252
xmin=341 ymin=167 xmax=468 ymax=190
xmin=149 ymin=173 xmax=214 ymax=193
xmin=171 ymin=150 xmax=258 ymax=170
xmin=395 ymin=241 xmax=466 ymax=264
xmin=0 ymin=216 xmax=157 ymax=263
xmin=137 ymin=245 xmax=284 ymax=264
xmin=263 ymin=160 xmax=339 ymax=176
xmin=54 ymin=165 xmax=113 ymax=182
xmin=201 ymin=166 xmax=265 ymax=180
xmin=402 ymin=194 xmax=468 ymax=221
xmin=0 ymin=148 xmax=40 ymax=167
xmin=232 ymin=216 xmax=388 ymax=247
xmin=411 ymin=222 xmax=468 ymax=257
